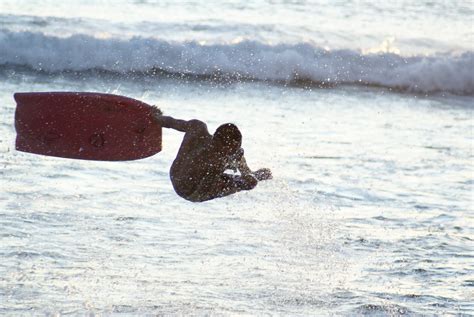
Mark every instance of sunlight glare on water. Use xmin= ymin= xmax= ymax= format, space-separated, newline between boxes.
xmin=1 ymin=0 xmax=473 ymax=315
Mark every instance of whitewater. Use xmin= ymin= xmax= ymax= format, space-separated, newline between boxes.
xmin=1 ymin=30 xmax=473 ymax=95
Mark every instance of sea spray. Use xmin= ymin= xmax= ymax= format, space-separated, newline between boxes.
xmin=1 ymin=30 xmax=473 ymax=95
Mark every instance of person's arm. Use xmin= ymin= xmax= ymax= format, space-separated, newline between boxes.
xmin=232 ymin=149 xmax=272 ymax=181
xmin=155 ymin=115 xmax=189 ymax=132
xmin=151 ymin=106 xmax=206 ymax=133
xmin=236 ymin=153 xmax=252 ymax=175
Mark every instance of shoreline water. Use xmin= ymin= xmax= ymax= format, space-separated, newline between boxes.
xmin=2 ymin=74 xmax=472 ymax=314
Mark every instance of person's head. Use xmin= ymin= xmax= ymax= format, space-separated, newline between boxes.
xmin=212 ymin=123 xmax=242 ymax=155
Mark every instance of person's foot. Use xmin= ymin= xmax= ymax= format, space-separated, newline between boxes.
xmin=253 ymin=168 xmax=272 ymax=181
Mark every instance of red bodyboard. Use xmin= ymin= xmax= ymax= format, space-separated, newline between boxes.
xmin=14 ymin=92 xmax=162 ymax=161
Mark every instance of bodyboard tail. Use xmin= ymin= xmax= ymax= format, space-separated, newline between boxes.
xmin=14 ymin=92 xmax=162 ymax=161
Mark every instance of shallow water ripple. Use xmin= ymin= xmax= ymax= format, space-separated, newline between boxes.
xmin=1 ymin=74 xmax=473 ymax=314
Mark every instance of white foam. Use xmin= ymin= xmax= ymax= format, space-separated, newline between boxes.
xmin=1 ymin=30 xmax=473 ymax=95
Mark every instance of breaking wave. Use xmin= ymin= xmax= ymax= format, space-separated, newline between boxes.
xmin=1 ymin=30 xmax=473 ymax=95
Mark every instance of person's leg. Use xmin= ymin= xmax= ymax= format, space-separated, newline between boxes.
xmin=187 ymin=173 xmax=257 ymax=202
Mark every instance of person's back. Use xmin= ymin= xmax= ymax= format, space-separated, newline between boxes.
xmin=169 ymin=120 xmax=215 ymax=198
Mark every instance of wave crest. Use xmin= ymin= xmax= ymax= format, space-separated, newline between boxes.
xmin=1 ymin=30 xmax=473 ymax=95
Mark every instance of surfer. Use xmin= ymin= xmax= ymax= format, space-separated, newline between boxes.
xmin=152 ymin=107 xmax=272 ymax=202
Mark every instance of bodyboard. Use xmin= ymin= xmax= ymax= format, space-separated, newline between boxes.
xmin=14 ymin=92 xmax=162 ymax=161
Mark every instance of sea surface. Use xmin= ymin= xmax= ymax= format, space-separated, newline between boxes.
xmin=1 ymin=1 xmax=473 ymax=315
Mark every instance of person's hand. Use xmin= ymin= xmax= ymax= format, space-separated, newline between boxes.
xmin=234 ymin=148 xmax=244 ymax=160
xmin=253 ymin=168 xmax=272 ymax=181
xmin=150 ymin=105 xmax=163 ymax=119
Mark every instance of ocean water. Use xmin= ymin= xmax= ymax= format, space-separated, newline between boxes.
xmin=1 ymin=1 xmax=473 ymax=315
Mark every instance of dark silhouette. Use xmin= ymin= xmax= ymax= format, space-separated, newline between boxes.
xmin=153 ymin=108 xmax=272 ymax=202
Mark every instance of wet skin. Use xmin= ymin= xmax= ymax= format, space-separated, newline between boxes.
xmin=153 ymin=110 xmax=272 ymax=202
